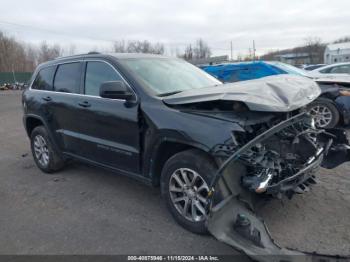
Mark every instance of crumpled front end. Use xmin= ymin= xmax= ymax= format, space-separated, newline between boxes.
xmin=206 ymin=112 xmax=350 ymax=261
xmin=210 ymin=112 xmax=330 ymax=199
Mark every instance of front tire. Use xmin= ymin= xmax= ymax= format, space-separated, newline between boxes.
xmin=30 ymin=126 xmax=65 ymax=173
xmin=161 ymin=149 xmax=217 ymax=234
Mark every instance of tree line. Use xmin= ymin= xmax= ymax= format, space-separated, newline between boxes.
xmin=112 ymin=38 xmax=212 ymax=60
xmin=0 ymin=31 xmax=63 ymax=72
xmin=0 ymin=30 xmax=212 ymax=72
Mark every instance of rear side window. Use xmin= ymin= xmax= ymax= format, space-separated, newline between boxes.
xmin=84 ymin=61 xmax=123 ymax=96
xmin=32 ymin=66 xmax=56 ymax=90
xmin=329 ymin=65 xmax=350 ymax=74
xmin=54 ymin=63 xmax=81 ymax=93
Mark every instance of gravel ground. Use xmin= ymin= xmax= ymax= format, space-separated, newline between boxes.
xmin=0 ymin=91 xmax=349 ymax=257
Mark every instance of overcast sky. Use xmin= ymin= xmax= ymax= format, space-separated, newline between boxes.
xmin=0 ymin=0 xmax=349 ymax=57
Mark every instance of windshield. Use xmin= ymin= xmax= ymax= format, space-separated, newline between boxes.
xmin=120 ymin=58 xmax=222 ymax=96
xmin=267 ymin=61 xmax=310 ymax=77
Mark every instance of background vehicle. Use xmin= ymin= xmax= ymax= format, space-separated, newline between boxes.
xmin=310 ymin=62 xmax=350 ymax=74
xmin=202 ymin=61 xmax=350 ymax=128
xmin=302 ymin=64 xmax=326 ymax=71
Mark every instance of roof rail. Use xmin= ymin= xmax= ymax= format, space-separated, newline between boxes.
xmin=87 ymin=51 xmax=100 ymax=54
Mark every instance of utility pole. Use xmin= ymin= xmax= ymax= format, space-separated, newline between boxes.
xmin=230 ymin=41 xmax=233 ymax=61
xmin=12 ymin=66 xmax=17 ymax=84
xmin=253 ymin=40 xmax=256 ymax=61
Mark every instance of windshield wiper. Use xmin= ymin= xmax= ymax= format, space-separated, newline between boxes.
xmin=157 ymin=90 xmax=183 ymax=97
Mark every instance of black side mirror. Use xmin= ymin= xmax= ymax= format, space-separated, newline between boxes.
xmin=99 ymin=81 xmax=133 ymax=100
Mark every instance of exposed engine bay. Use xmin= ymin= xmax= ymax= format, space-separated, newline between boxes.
xmin=173 ymin=100 xmax=333 ymax=199
xmin=230 ymin=112 xmax=327 ymax=198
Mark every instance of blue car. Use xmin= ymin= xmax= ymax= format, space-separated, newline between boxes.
xmin=201 ymin=61 xmax=350 ymax=128
xmin=200 ymin=61 xmax=311 ymax=83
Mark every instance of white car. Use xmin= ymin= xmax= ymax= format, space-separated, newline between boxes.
xmin=311 ymin=62 xmax=350 ymax=75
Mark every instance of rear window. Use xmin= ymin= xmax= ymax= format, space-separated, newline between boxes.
xmin=54 ymin=63 xmax=81 ymax=93
xmin=32 ymin=66 xmax=56 ymax=90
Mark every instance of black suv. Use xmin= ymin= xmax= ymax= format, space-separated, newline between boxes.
xmin=23 ymin=53 xmax=350 ymax=235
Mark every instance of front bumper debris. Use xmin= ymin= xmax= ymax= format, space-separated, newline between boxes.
xmin=206 ymin=113 xmax=350 ymax=261
xmin=207 ymin=196 xmax=349 ymax=262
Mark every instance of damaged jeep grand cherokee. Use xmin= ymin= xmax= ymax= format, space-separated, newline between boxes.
xmin=23 ymin=53 xmax=350 ymax=260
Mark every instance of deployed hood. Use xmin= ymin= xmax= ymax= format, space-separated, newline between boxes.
xmin=163 ymin=75 xmax=321 ymax=112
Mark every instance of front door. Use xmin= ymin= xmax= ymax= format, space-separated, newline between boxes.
xmin=75 ymin=60 xmax=140 ymax=174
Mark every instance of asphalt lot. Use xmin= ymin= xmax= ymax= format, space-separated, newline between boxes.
xmin=0 ymin=91 xmax=349 ymax=257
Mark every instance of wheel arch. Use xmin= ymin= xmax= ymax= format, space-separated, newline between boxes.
xmin=24 ymin=114 xmax=61 ymax=153
xmin=148 ymin=139 xmax=216 ymax=187
xmin=25 ymin=115 xmax=44 ymax=137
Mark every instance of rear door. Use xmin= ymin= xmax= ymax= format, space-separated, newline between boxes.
xmin=75 ymin=60 xmax=140 ymax=174
xmin=49 ymin=62 xmax=83 ymax=154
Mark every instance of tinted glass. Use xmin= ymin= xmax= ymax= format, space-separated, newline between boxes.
xmin=32 ymin=66 xmax=56 ymax=90
xmin=85 ymin=61 xmax=122 ymax=96
xmin=330 ymin=65 xmax=350 ymax=74
xmin=320 ymin=67 xmax=332 ymax=73
xmin=120 ymin=58 xmax=221 ymax=96
xmin=54 ymin=63 xmax=81 ymax=93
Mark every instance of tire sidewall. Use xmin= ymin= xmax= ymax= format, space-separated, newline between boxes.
xmin=30 ymin=126 xmax=57 ymax=173
xmin=161 ymin=150 xmax=217 ymax=234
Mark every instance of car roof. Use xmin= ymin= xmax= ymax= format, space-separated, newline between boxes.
xmin=37 ymin=52 xmax=171 ymax=68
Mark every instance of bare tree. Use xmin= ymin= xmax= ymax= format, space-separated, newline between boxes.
xmin=182 ymin=44 xmax=193 ymax=60
xmin=304 ymin=37 xmax=325 ymax=64
xmin=334 ymin=36 xmax=350 ymax=44
xmin=179 ymin=39 xmax=211 ymax=61
xmin=193 ymin=38 xmax=211 ymax=59
xmin=113 ymin=40 xmax=127 ymax=53
xmin=37 ymin=41 xmax=62 ymax=64
xmin=113 ymin=40 xmax=164 ymax=54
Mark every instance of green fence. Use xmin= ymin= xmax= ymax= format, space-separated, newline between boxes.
xmin=0 ymin=72 xmax=33 ymax=85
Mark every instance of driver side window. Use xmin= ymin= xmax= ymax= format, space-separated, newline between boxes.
xmin=85 ymin=61 xmax=123 ymax=96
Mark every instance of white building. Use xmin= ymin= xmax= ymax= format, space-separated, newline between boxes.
xmin=324 ymin=42 xmax=350 ymax=64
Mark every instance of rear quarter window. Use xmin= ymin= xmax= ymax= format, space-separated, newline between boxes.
xmin=31 ymin=66 xmax=56 ymax=90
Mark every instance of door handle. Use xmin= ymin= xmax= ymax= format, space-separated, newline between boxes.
xmin=42 ymin=96 xmax=52 ymax=102
xmin=78 ymin=101 xmax=91 ymax=108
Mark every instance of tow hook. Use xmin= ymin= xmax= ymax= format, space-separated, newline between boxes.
xmin=234 ymin=214 xmax=264 ymax=248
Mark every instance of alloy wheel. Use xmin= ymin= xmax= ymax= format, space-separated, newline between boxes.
xmin=169 ymin=168 xmax=209 ymax=222
xmin=309 ymin=105 xmax=333 ymax=128
xmin=33 ymin=135 xmax=50 ymax=167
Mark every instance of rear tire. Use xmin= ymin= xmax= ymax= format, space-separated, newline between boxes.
xmin=161 ymin=149 xmax=217 ymax=234
xmin=30 ymin=126 xmax=65 ymax=173
xmin=307 ymin=98 xmax=340 ymax=128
